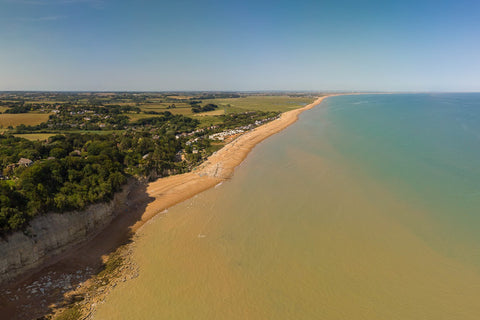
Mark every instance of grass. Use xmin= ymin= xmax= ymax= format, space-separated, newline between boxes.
xmin=128 ymin=112 xmax=227 ymax=128
xmin=0 ymin=95 xmax=317 ymax=135
xmin=139 ymin=103 xmax=191 ymax=112
xmin=97 ymin=250 xmax=124 ymax=279
xmin=195 ymin=109 xmax=225 ymax=116
xmin=166 ymin=95 xmax=193 ymax=100
xmin=130 ymin=96 xmax=316 ymax=128
xmin=23 ymin=100 xmax=66 ymax=105
xmin=164 ymin=108 xmax=194 ymax=116
xmin=207 ymin=143 xmax=225 ymax=154
xmin=67 ymin=130 xmax=121 ymax=135
xmin=128 ymin=113 xmax=165 ymax=122
xmin=13 ymin=133 xmax=56 ymax=141
xmin=128 ymin=111 xmax=193 ymax=121
xmin=129 ymin=107 xmax=225 ymax=122
xmin=0 ymin=113 xmax=50 ymax=128
xmin=0 ymin=100 xmax=65 ymax=105
xmin=134 ymin=96 xmax=316 ymax=117
xmin=138 ymin=103 xmax=197 ymax=116
xmin=206 ymin=95 xmax=317 ymax=113
xmin=194 ymin=115 xmax=224 ymax=128
xmin=55 ymin=305 xmax=82 ymax=320
xmin=104 ymin=102 xmax=136 ymax=106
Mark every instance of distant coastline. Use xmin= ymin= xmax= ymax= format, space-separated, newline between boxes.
xmin=132 ymin=95 xmax=330 ymax=233
xmin=1 ymin=95 xmax=330 ymax=319
xmin=50 ymin=95 xmax=330 ymax=319
xmin=72 ymin=94 xmax=330 ymax=318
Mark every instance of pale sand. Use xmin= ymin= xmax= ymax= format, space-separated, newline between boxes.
xmin=130 ymin=95 xmax=329 ymax=232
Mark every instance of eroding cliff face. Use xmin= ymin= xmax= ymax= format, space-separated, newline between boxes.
xmin=0 ymin=180 xmax=136 ymax=284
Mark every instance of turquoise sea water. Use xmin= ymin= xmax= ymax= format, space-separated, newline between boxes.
xmin=322 ymin=93 xmax=480 ymax=264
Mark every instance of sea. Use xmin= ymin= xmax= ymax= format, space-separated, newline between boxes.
xmin=95 ymin=93 xmax=480 ymax=319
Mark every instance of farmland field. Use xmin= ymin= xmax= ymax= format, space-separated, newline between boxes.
xmin=206 ymin=95 xmax=316 ymax=112
xmin=194 ymin=115 xmax=224 ymax=128
xmin=195 ymin=109 xmax=225 ymax=116
xmin=139 ymin=103 xmax=191 ymax=112
xmin=0 ymin=94 xmax=317 ymax=132
xmin=13 ymin=133 xmax=56 ymax=141
xmin=0 ymin=113 xmax=50 ymax=128
xmin=129 ymin=107 xmax=225 ymax=121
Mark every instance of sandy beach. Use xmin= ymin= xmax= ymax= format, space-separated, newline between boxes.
xmin=133 ymin=95 xmax=328 ymax=232
xmin=0 ymin=95 xmax=328 ymax=319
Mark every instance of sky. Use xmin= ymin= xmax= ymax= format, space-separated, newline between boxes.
xmin=0 ymin=0 xmax=479 ymax=91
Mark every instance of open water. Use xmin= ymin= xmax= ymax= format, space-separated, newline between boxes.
xmin=95 ymin=94 xmax=480 ymax=319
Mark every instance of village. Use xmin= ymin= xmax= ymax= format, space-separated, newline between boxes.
xmin=183 ymin=115 xmax=279 ymax=147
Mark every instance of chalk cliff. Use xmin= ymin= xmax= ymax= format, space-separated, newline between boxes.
xmin=0 ymin=180 xmax=136 ymax=284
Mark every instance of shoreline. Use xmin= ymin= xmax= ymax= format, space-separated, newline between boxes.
xmin=56 ymin=95 xmax=331 ymax=319
xmin=131 ymin=95 xmax=330 ymax=233
xmin=1 ymin=95 xmax=330 ymax=319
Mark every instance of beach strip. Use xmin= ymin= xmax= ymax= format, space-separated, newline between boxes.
xmin=0 ymin=95 xmax=328 ymax=320
xmin=132 ymin=95 xmax=329 ymax=232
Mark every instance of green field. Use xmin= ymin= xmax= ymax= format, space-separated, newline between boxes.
xmin=206 ymin=95 xmax=317 ymax=113
xmin=129 ymin=107 xmax=225 ymax=122
xmin=1 ymin=100 xmax=65 ymax=105
xmin=128 ymin=113 xmax=166 ymax=122
xmin=195 ymin=109 xmax=225 ymax=116
xmin=127 ymin=111 xmax=193 ymax=121
xmin=0 ymin=113 xmax=50 ymax=128
xmin=23 ymin=100 xmax=66 ymax=105
xmin=13 ymin=133 xmax=56 ymax=141
xmin=139 ymin=103 xmax=191 ymax=112
xmin=136 ymin=95 xmax=317 ymax=117
xmin=0 ymin=94 xmax=318 ymax=132
xmin=194 ymin=115 xmax=225 ymax=128
xmin=67 ymin=130 xmax=122 ymax=135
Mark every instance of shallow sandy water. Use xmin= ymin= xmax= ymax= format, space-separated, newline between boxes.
xmin=95 ymin=100 xmax=480 ymax=320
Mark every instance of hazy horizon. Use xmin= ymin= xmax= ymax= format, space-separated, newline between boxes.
xmin=1 ymin=0 xmax=479 ymax=91
xmin=2 ymin=90 xmax=480 ymax=94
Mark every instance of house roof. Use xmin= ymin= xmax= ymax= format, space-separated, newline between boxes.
xmin=18 ymin=158 xmax=33 ymax=165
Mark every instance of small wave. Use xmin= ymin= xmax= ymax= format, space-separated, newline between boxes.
xmin=352 ymin=100 xmax=368 ymax=105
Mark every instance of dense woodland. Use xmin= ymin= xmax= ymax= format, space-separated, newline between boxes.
xmin=190 ymin=103 xmax=219 ymax=113
xmin=0 ymin=131 xmax=184 ymax=235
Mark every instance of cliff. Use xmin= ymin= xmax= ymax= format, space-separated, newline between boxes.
xmin=0 ymin=179 xmax=137 ymax=284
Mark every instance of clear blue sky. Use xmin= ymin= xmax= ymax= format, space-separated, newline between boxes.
xmin=1 ymin=0 xmax=479 ymax=91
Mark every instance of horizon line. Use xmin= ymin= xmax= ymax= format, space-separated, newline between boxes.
xmin=1 ymin=90 xmax=480 ymax=94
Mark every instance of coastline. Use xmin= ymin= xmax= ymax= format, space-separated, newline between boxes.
xmin=58 ymin=95 xmax=329 ymax=319
xmin=92 ymin=92 xmax=480 ymax=320
xmin=131 ymin=95 xmax=329 ymax=233
xmin=1 ymin=95 xmax=329 ymax=319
